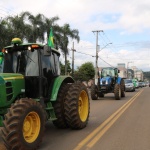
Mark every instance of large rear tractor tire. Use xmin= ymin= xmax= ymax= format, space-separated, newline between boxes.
xmin=1 ymin=98 xmax=46 ymax=150
xmin=52 ymin=83 xmax=70 ymax=128
xmin=114 ymin=84 xmax=121 ymax=100
xmin=91 ymin=84 xmax=98 ymax=100
xmin=120 ymin=79 xmax=125 ymax=97
xmin=64 ymin=83 xmax=90 ymax=129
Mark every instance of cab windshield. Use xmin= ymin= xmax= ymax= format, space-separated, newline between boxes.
xmin=101 ymin=68 xmax=115 ymax=77
xmin=2 ymin=50 xmax=39 ymax=76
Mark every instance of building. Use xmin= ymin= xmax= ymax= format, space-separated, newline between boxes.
xmin=134 ymin=70 xmax=144 ymax=81
xmin=117 ymin=63 xmax=127 ymax=78
xmin=127 ymin=69 xmax=134 ymax=79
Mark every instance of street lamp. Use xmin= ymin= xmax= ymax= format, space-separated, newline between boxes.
xmin=99 ymin=43 xmax=112 ymax=53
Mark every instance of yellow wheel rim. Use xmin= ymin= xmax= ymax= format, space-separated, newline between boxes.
xmin=78 ymin=90 xmax=89 ymax=122
xmin=23 ymin=111 xmax=41 ymax=143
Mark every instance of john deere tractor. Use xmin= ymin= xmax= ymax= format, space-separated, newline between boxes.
xmin=91 ymin=67 xmax=125 ymax=100
xmin=0 ymin=38 xmax=90 ymax=150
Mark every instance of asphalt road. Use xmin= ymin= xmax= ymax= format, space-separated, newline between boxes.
xmin=0 ymin=86 xmax=149 ymax=150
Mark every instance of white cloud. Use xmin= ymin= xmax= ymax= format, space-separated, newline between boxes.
xmin=0 ymin=0 xmax=150 ymax=71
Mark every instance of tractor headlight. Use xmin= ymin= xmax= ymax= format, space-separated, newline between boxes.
xmin=105 ymin=80 xmax=108 ymax=85
xmin=100 ymin=80 xmax=108 ymax=85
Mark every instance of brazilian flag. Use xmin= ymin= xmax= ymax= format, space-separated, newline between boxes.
xmin=48 ymin=28 xmax=54 ymax=48
xmin=0 ymin=52 xmax=4 ymax=65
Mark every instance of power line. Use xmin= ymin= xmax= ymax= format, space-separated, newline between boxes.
xmin=99 ymin=57 xmax=115 ymax=67
xmin=75 ymin=51 xmax=94 ymax=57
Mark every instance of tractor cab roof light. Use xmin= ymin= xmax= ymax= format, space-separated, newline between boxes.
xmin=28 ymin=46 xmax=32 ymax=51
xmin=11 ymin=38 xmax=22 ymax=45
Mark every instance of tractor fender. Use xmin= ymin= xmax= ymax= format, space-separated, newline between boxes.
xmin=116 ymin=77 xmax=122 ymax=84
xmin=50 ymin=76 xmax=74 ymax=101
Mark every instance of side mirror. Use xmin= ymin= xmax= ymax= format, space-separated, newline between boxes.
xmin=43 ymin=45 xmax=51 ymax=56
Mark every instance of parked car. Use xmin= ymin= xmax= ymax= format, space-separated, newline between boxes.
xmin=142 ymin=82 xmax=146 ymax=87
xmin=124 ymin=79 xmax=135 ymax=92
xmin=138 ymin=82 xmax=143 ymax=88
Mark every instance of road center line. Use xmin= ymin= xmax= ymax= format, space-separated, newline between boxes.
xmin=73 ymin=90 xmax=143 ymax=150
xmin=86 ymin=90 xmax=143 ymax=149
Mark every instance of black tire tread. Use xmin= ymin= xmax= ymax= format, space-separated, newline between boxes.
xmin=121 ymin=79 xmax=125 ymax=97
xmin=91 ymin=84 xmax=98 ymax=100
xmin=114 ymin=84 xmax=121 ymax=100
xmin=64 ymin=83 xmax=90 ymax=129
xmin=52 ymin=83 xmax=70 ymax=128
xmin=1 ymin=98 xmax=46 ymax=150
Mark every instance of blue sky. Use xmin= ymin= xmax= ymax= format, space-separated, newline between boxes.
xmin=0 ymin=0 xmax=150 ymax=71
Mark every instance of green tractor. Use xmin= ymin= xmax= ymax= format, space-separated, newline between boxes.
xmin=0 ymin=38 xmax=90 ymax=150
xmin=91 ymin=67 xmax=125 ymax=100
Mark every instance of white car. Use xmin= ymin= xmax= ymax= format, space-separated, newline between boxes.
xmin=124 ymin=79 xmax=135 ymax=92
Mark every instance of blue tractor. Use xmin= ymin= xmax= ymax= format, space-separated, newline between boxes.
xmin=91 ymin=67 xmax=125 ymax=100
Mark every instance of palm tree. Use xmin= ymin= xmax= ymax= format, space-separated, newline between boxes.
xmin=6 ymin=15 xmax=26 ymax=40
xmin=24 ymin=12 xmax=45 ymax=43
xmin=0 ymin=19 xmax=14 ymax=49
xmin=6 ymin=12 xmax=34 ymax=43
xmin=59 ymin=23 xmax=80 ymax=75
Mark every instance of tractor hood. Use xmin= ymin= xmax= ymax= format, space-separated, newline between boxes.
xmin=0 ymin=73 xmax=25 ymax=107
xmin=100 ymin=77 xmax=111 ymax=85
xmin=0 ymin=73 xmax=24 ymax=81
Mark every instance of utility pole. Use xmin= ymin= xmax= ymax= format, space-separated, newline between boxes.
xmin=72 ymin=42 xmax=76 ymax=77
xmin=92 ymin=30 xmax=103 ymax=85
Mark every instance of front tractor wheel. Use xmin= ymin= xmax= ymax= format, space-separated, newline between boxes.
xmin=2 ymin=98 xmax=46 ymax=150
xmin=91 ymin=84 xmax=98 ymax=100
xmin=64 ymin=83 xmax=90 ymax=129
xmin=114 ymin=84 xmax=121 ymax=100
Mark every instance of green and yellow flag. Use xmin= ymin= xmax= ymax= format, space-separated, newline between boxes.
xmin=48 ymin=27 xmax=54 ymax=48
xmin=0 ymin=52 xmax=4 ymax=65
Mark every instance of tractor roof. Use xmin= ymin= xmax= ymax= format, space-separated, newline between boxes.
xmin=3 ymin=43 xmax=60 ymax=55
xmin=1 ymin=38 xmax=60 ymax=55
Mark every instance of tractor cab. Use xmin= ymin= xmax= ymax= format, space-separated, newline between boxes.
xmin=100 ymin=67 xmax=120 ymax=92
xmin=1 ymin=38 xmax=60 ymax=99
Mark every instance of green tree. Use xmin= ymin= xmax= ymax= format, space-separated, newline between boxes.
xmin=25 ymin=12 xmax=45 ymax=43
xmin=6 ymin=12 xmax=30 ymax=41
xmin=60 ymin=60 xmax=71 ymax=75
xmin=0 ymin=19 xmax=14 ymax=50
xmin=59 ymin=24 xmax=80 ymax=75
xmin=74 ymin=62 xmax=95 ymax=81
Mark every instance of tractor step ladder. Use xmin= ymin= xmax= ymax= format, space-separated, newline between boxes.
xmin=45 ymin=102 xmax=57 ymax=121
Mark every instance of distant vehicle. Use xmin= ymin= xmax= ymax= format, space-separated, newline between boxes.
xmin=91 ymin=67 xmax=125 ymax=100
xmin=124 ymin=79 xmax=135 ymax=92
xmin=142 ymin=82 xmax=146 ymax=87
xmin=132 ymin=78 xmax=139 ymax=88
xmin=138 ymin=82 xmax=143 ymax=88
